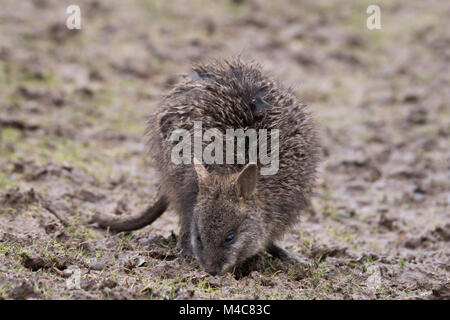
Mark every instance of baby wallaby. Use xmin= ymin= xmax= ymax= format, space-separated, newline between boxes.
xmin=94 ymin=58 xmax=319 ymax=275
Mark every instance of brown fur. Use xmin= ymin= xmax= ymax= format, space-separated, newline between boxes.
xmin=95 ymin=58 xmax=319 ymax=275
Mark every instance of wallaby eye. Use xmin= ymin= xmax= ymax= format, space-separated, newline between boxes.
xmin=195 ymin=232 xmax=203 ymax=249
xmin=225 ymin=233 xmax=236 ymax=243
xmin=194 ymin=226 xmax=202 ymax=245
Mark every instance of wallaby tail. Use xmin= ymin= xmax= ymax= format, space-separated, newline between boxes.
xmin=93 ymin=195 xmax=168 ymax=231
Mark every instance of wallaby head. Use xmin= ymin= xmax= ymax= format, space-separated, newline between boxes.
xmin=190 ymin=160 xmax=267 ymax=275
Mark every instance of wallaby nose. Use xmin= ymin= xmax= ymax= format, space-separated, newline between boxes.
xmin=205 ymin=267 xmax=217 ymax=276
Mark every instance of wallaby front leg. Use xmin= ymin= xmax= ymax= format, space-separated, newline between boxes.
xmin=177 ymin=213 xmax=193 ymax=257
xmin=266 ymin=242 xmax=312 ymax=267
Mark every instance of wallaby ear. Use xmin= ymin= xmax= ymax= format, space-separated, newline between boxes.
xmin=234 ymin=163 xmax=258 ymax=198
xmin=193 ymin=157 xmax=209 ymax=183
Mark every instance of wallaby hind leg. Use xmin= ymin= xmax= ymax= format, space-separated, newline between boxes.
xmin=93 ymin=195 xmax=168 ymax=231
xmin=266 ymin=242 xmax=312 ymax=267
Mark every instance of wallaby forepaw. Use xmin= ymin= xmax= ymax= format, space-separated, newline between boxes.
xmin=267 ymin=243 xmax=312 ymax=268
xmin=176 ymin=241 xmax=194 ymax=258
xmin=284 ymin=252 xmax=312 ymax=268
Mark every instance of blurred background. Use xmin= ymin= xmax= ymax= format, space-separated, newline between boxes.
xmin=0 ymin=0 xmax=448 ymax=299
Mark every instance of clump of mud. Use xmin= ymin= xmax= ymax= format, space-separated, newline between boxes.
xmin=20 ymin=252 xmax=73 ymax=272
xmin=0 ymin=188 xmax=39 ymax=213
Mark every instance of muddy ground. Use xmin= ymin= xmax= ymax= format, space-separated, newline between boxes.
xmin=0 ymin=0 xmax=449 ymax=300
